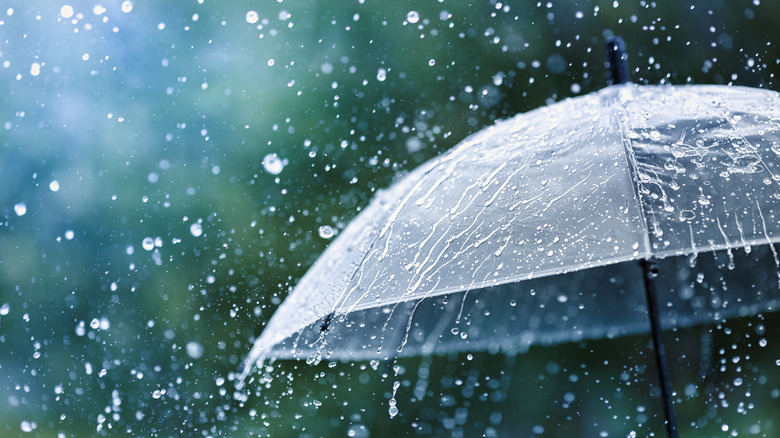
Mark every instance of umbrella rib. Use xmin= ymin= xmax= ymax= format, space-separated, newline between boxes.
xmin=613 ymin=87 xmax=653 ymax=256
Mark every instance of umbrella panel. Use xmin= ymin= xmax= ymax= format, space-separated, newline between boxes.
xmin=625 ymin=86 xmax=780 ymax=256
xmin=265 ymin=244 xmax=780 ymax=364
xmin=274 ymin=261 xmax=649 ymax=364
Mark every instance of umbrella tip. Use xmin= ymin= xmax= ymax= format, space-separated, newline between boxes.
xmin=605 ymin=36 xmax=631 ymax=85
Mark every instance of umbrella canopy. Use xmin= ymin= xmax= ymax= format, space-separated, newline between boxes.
xmin=241 ymin=82 xmax=780 ymax=379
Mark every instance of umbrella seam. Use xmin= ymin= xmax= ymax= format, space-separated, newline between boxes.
xmin=614 ymin=85 xmax=654 ymax=258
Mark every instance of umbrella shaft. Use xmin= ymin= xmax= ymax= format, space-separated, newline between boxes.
xmin=641 ymin=258 xmax=678 ymax=438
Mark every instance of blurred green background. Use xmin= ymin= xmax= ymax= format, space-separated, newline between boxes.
xmin=1 ymin=0 xmax=779 ymax=436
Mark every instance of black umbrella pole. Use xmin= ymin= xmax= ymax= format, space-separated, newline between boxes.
xmin=640 ymin=258 xmax=679 ymax=438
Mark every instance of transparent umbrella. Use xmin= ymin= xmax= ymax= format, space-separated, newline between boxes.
xmin=241 ymin=39 xmax=780 ymax=436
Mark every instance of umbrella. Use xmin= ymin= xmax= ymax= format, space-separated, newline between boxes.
xmin=240 ymin=38 xmax=780 ymax=437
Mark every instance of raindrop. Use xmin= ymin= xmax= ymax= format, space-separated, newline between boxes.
xmin=318 ymin=225 xmax=335 ymax=239
xmin=49 ymin=180 xmax=60 ymax=192
xmin=377 ymin=68 xmax=387 ymax=82
xmin=60 ymin=5 xmax=74 ymax=18
xmin=546 ymin=54 xmax=567 ymax=74
xmin=186 ymin=341 xmax=204 ymax=359
xmin=0 ymin=303 xmax=9 ymax=316
xmin=20 ymin=421 xmax=36 ymax=433
xmin=406 ymin=11 xmax=420 ymax=24
xmin=142 ymin=237 xmax=154 ymax=251
xmin=64 ymin=230 xmax=74 ymax=240
xmin=493 ymin=72 xmax=505 ymax=86
xmin=13 ymin=202 xmax=26 ymax=216
xmin=347 ymin=425 xmax=369 ymax=437
xmin=262 ymin=153 xmax=285 ymax=175
xmin=190 ymin=223 xmax=203 ymax=237
xmin=245 ymin=10 xmax=258 ymax=24
xmin=388 ymin=380 xmax=400 ymax=418
xmin=120 ymin=1 xmax=133 ymax=13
